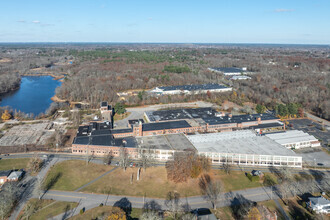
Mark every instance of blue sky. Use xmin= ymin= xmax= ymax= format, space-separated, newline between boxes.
xmin=1 ymin=0 xmax=329 ymax=44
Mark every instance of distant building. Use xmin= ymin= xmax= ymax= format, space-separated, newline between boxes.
xmin=7 ymin=171 xmax=23 ymax=182
xmin=231 ymin=75 xmax=252 ymax=80
xmin=0 ymin=170 xmax=11 ymax=184
xmin=265 ymin=130 xmax=321 ymax=149
xmin=308 ymin=196 xmax=330 ymax=214
xmin=149 ymin=83 xmax=232 ymax=96
xmin=208 ymin=67 xmax=253 ymax=76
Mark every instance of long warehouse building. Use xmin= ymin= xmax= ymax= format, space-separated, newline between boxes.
xmin=187 ymin=130 xmax=302 ymax=168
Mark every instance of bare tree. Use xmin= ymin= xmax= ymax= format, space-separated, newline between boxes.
xmin=103 ymin=150 xmax=113 ymax=165
xmin=0 ymin=182 xmax=19 ymax=220
xmin=138 ymin=147 xmax=155 ymax=172
xmin=27 ymin=153 xmax=43 ymax=174
xmin=165 ymin=191 xmax=182 ymax=219
xmin=36 ymin=175 xmax=44 ymax=199
xmin=223 ymin=159 xmax=232 ymax=175
xmin=199 ymin=174 xmax=223 ymax=209
xmin=140 ymin=211 xmax=162 ymax=220
xmin=119 ymin=146 xmax=130 ymax=171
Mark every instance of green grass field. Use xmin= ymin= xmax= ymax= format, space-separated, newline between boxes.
xmin=44 ymin=160 xmax=276 ymax=198
xmin=43 ymin=160 xmax=114 ymax=191
xmin=19 ymin=199 xmax=78 ymax=220
xmin=0 ymin=158 xmax=30 ymax=171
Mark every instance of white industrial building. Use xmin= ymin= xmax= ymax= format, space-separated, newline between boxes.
xmin=208 ymin=67 xmax=252 ymax=76
xmin=186 ymin=130 xmax=302 ymax=168
xmin=231 ymin=75 xmax=252 ymax=80
xmin=149 ymin=83 xmax=232 ymax=96
xmin=265 ymin=130 xmax=321 ymax=149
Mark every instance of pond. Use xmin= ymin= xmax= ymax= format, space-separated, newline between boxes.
xmin=0 ymin=76 xmax=62 ymax=116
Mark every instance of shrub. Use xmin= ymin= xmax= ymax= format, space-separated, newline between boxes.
xmin=263 ymin=174 xmax=277 ymax=186
xmin=302 ymin=201 xmax=306 ymax=209
xmin=246 ymin=173 xmax=259 ymax=182
xmin=99 ymin=203 xmax=104 ymax=207
xmin=80 ymin=208 xmax=85 ymax=214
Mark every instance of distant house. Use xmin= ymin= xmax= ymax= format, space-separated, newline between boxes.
xmin=308 ymin=196 xmax=330 ymax=214
xmin=0 ymin=170 xmax=12 ymax=185
xmin=7 ymin=171 xmax=23 ymax=182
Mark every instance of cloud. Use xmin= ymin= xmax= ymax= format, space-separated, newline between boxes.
xmin=17 ymin=20 xmax=26 ymax=23
xmin=32 ymin=20 xmax=41 ymax=24
xmin=274 ymin=9 xmax=294 ymax=13
xmin=147 ymin=17 xmax=153 ymax=21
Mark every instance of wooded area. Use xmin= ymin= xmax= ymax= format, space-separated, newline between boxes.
xmin=0 ymin=44 xmax=329 ymax=119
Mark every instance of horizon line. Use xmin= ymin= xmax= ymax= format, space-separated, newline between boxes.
xmin=0 ymin=42 xmax=329 ymax=46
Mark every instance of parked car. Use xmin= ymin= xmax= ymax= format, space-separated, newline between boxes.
xmin=130 ymin=162 xmax=134 ymax=167
xmin=115 ymin=162 xmax=119 ymax=166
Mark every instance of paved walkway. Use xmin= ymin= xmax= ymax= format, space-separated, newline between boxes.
xmin=40 ymin=186 xmax=280 ymax=219
xmin=74 ymin=166 xmax=118 ymax=192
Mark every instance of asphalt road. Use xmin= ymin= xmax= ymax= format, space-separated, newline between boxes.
xmin=41 ymin=186 xmax=280 ymax=219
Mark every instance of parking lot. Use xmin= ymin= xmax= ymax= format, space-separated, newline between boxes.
xmin=287 ymin=119 xmax=330 ymax=146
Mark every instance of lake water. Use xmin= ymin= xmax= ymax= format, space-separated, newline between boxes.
xmin=0 ymin=76 xmax=62 ymax=116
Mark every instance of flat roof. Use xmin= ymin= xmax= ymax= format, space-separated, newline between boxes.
xmin=145 ymin=107 xmax=217 ymax=122
xmin=77 ymin=122 xmax=112 ymax=136
xmin=0 ymin=170 xmax=12 ymax=177
xmin=203 ymin=113 xmax=279 ymax=125
xmin=136 ymin=134 xmax=196 ymax=151
xmin=110 ymin=128 xmax=133 ymax=134
xmin=158 ymin=83 xmax=230 ymax=92
xmin=142 ymin=120 xmax=191 ymax=131
xmin=265 ymin=130 xmax=319 ymax=145
xmin=249 ymin=122 xmax=284 ymax=129
xmin=186 ymin=130 xmax=298 ymax=157
xmin=73 ymin=134 xmax=137 ymax=148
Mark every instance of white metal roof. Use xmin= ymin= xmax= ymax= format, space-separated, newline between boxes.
xmin=265 ymin=130 xmax=318 ymax=145
xmin=186 ymin=130 xmax=298 ymax=157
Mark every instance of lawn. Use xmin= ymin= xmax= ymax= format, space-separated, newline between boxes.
xmin=0 ymin=158 xmax=30 ymax=171
xmin=69 ymin=206 xmax=141 ymax=220
xmin=43 ymin=160 xmax=114 ymax=191
xmin=82 ymin=166 xmax=206 ymax=198
xmin=216 ymin=170 xmax=266 ymax=192
xmin=18 ymin=199 xmax=78 ymax=220
xmin=114 ymin=112 xmax=131 ymax=121
xmin=82 ymin=167 xmax=267 ymax=198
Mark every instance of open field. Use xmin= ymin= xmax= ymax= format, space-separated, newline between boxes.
xmin=0 ymin=158 xmax=30 ymax=171
xmin=43 ymin=160 xmax=114 ymax=191
xmin=69 ymin=206 xmax=139 ymax=220
xmin=82 ymin=166 xmax=269 ymax=198
xmin=18 ymin=199 xmax=78 ymax=220
xmin=44 ymin=160 xmax=279 ymax=198
xmin=82 ymin=166 xmax=205 ymax=198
